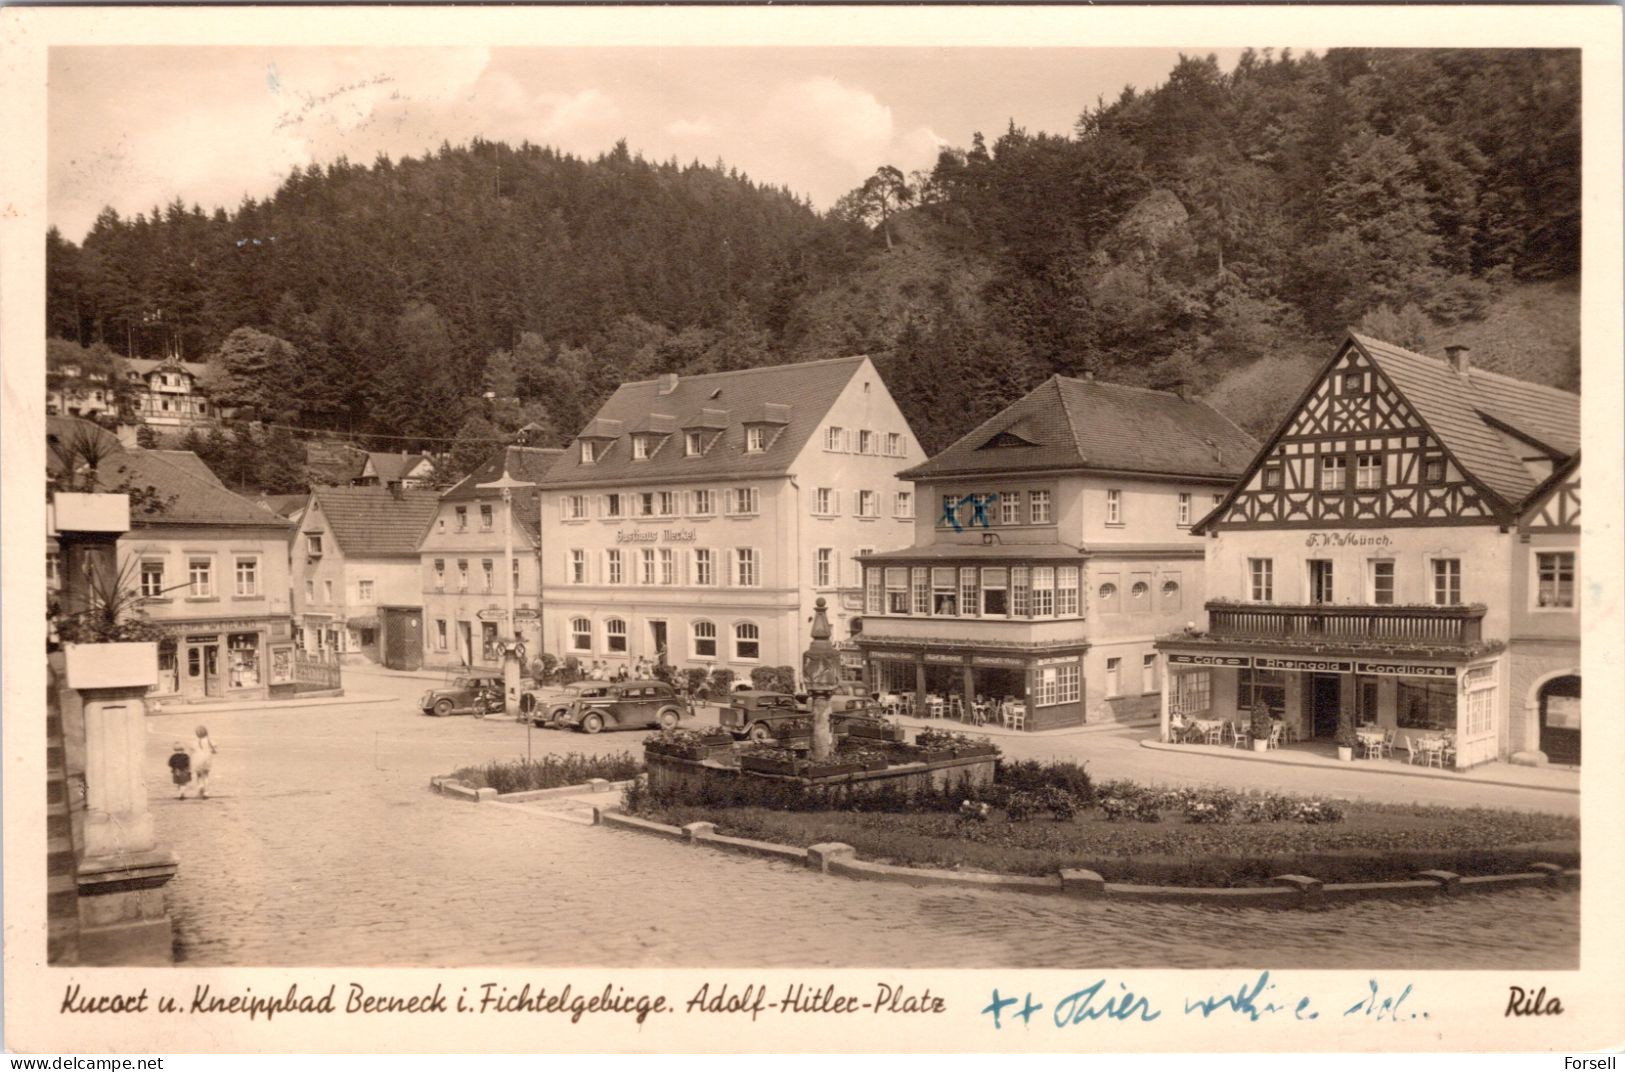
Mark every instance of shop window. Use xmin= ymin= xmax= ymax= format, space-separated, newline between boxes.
xmin=1465 ymin=684 xmax=1495 ymax=736
xmin=1536 ymin=552 xmax=1575 ymax=608
xmin=157 ymin=640 xmax=179 ymax=694
xmin=1432 ymin=558 xmax=1461 ymax=605
xmin=227 ymin=633 xmax=261 ymax=689
xmin=605 ymin=618 xmax=628 ymax=654
xmin=570 ymin=618 xmax=592 ymax=652
xmin=931 ymin=568 xmax=958 ymax=616
xmin=1236 ymin=668 xmax=1287 ymax=717
xmin=734 ymin=622 xmax=761 ymax=661
xmin=1173 ymin=670 xmax=1212 ymax=716
xmin=692 ymin=621 xmax=717 ymax=658
xmin=1057 ymin=663 xmax=1080 ymax=704
xmin=1397 ymin=679 xmax=1455 ymax=732
xmin=981 ymin=568 xmax=1009 ymax=616
xmin=482 ymin=622 xmax=499 ymax=662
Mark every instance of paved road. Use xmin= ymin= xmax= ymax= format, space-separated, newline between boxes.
xmin=143 ymin=667 xmax=1578 ymax=969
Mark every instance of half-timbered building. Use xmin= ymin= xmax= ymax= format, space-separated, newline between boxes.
xmin=1156 ymin=332 xmax=1581 ymax=767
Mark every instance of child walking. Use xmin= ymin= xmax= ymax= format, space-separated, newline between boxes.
xmin=189 ymin=725 xmax=218 ymax=799
xmin=168 ymin=743 xmax=192 ymax=800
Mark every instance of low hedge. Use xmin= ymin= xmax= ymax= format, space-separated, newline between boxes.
xmin=450 ymin=752 xmax=644 ymax=794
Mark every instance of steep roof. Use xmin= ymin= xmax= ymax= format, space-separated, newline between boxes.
xmin=145 ymin=449 xmax=225 ymax=487
xmin=441 ymin=446 xmax=565 ymax=540
xmin=114 ymin=452 xmax=292 ymax=529
xmin=901 ymin=376 xmax=1259 ymax=482
xmin=1350 ymin=332 xmax=1580 ymax=507
xmin=257 ymin=493 xmax=310 ymax=519
xmin=307 ymin=485 xmax=441 ymax=557
xmin=539 ymin=356 xmax=871 ymax=489
xmin=121 ymin=358 xmax=210 ymax=380
xmin=363 ymin=452 xmax=434 ymax=482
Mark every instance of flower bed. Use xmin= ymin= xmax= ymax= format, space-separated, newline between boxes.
xmin=448 ymin=751 xmax=643 ymax=795
xmin=643 ymin=727 xmax=735 ymax=761
xmin=623 ymin=761 xmax=1578 ymax=887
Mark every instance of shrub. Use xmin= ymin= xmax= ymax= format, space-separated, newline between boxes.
xmin=449 ymin=751 xmax=643 ymax=794
xmin=561 ymin=656 xmax=583 ymax=685
xmin=708 ymin=667 xmax=735 ymax=697
xmin=682 ymin=667 xmax=710 ymax=700
xmin=996 ymin=759 xmax=1091 ymax=803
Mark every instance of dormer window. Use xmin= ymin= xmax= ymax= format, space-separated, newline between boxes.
xmin=632 ymin=436 xmax=650 ymax=460
xmin=580 ymin=441 xmax=596 ymax=465
xmin=685 ymin=431 xmax=703 ymax=457
xmin=746 ymin=427 xmax=767 ymax=453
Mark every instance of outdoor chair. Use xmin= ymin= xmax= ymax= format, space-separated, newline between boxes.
xmin=948 ymin=696 xmax=965 ymax=721
xmin=1361 ymin=733 xmax=1384 ymax=759
xmin=1003 ymin=704 xmax=1026 ymax=732
xmin=1230 ymin=725 xmax=1251 ymax=749
xmin=927 ymin=696 xmax=944 ymax=719
xmin=1204 ymin=721 xmax=1224 ymax=746
xmin=1380 ymin=728 xmax=1396 ymax=758
xmin=1401 ymin=735 xmax=1420 ymax=765
xmin=1421 ymin=738 xmax=1446 ymax=769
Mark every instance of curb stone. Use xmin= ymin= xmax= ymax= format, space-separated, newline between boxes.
xmin=428 ymin=775 xmax=634 ymax=803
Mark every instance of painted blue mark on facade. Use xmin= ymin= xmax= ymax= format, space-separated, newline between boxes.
xmin=940 ymin=493 xmax=999 ymax=533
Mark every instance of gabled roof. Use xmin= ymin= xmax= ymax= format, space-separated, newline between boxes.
xmin=363 ymin=452 xmax=435 ymax=482
xmin=146 ymin=449 xmax=225 ymax=487
xmin=440 ymin=446 xmax=565 ymax=540
xmin=900 ymin=376 xmax=1259 ymax=482
xmin=121 ymin=358 xmax=210 ymax=380
xmin=540 ymin=355 xmax=873 ymax=489
xmin=307 ymin=485 xmax=441 ymax=557
xmin=257 ymin=493 xmax=310 ymax=519
xmin=1517 ymin=450 xmax=1581 ymax=522
xmin=1349 ymin=332 xmax=1580 ymax=507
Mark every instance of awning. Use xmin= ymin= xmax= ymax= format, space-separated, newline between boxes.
xmin=346 ymin=615 xmax=379 ymax=629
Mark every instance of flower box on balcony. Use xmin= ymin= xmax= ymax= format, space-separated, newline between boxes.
xmin=62 ymin=642 xmax=158 ymax=691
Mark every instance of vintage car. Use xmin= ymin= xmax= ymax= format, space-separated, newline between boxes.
xmin=419 ymin=675 xmax=505 ymax=717
xmin=518 ymin=682 xmax=589 ymax=727
xmin=554 ymin=680 xmax=692 ymax=734
xmin=722 ymin=690 xmax=881 ymax=741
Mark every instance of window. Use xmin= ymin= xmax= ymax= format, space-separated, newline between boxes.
xmin=1097 ymin=580 xmax=1120 ymax=613
xmin=825 ymin=426 xmax=844 ymax=452
xmin=692 ymin=621 xmax=717 ymax=658
xmin=931 ymin=568 xmax=957 ymax=616
xmin=632 ymin=435 xmax=650 ymax=460
xmin=1343 ymin=371 xmax=1363 ymax=393
xmin=641 ymin=548 xmax=656 ymax=585
xmin=481 ymin=559 xmax=495 ymax=592
xmin=1032 ymin=567 xmax=1056 ymax=617
xmin=1464 ymin=683 xmax=1494 ymax=736
xmin=1130 ymin=579 xmax=1151 ymax=609
xmin=1177 ymin=493 xmax=1191 ymax=526
xmin=815 ymin=548 xmax=833 ymax=588
xmin=480 ymin=504 xmax=494 ymax=531
xmin=1262 ymin=465 xmax=1282 ymax=489
xmin=570 ymin=618 xmax=592 ymax=652
xmin=1105 ymin=658 xmax=1122 ymax=697
xmin=605 ymin=549 xmax=623 ymax=585
xmin=1105 ymin=489 xmax=1122 ymax=525
xmin=1143 ymin=653 xmax=1158 ymax=693
xmin=816 ymin=488 xmax=834 ymax=514
xmin=1011 ymin=567 xmax=1030 ymax=617
xmin=1356 ymin=453 xmax=1382 ymax=490
xmin=886 ymin=432 xmax=902 ymax=456
xmin=1237 ymin=668 xmax=1287 ymax=717
xmin=694 ymin=548 xmax=714 ymax=587
xmin=735 ymin=548 xmax=758 ymax=587
xmin=569 ymin=550 xmax=586 ymax=585
xmin=358 ymin=579 xmax=374 ymax=603
xmin=228 ymin=633 xmax=261 ymax=689
xmin=1432 ymin=559 xmax=1461 ymax=605
xmin=746 ymin=426 xmax=767 ymax=453
xmin=563 ymin=495 xmax=587 ymax=521
xmin=999 ymin=491 xmax=1020 ymax=525
xmin=1029 ymin=490 xmax=1052 ymax=524
xmin=433 ymin=559 xmax=445 ymax=591
xmin=306 ymin=579 xmax=315 ymax=601
xmin=690 ymin=489 xmax=714 ymax=517
xmin=858 ymin=490 xmax=878 ymax=518
xmin=638 ymin=492 xmax=656 ymax=518
xmin=1320 ymin=455 xmax=1347 ymax=491
xmin=1308 ymin=560 xmax=1334 ymax=604
xmin=960 ymin=568 xmax=978 ymax=618
xmin=455 ymin=506 xmax=468 ymax=531
xmin=435 ymin=619 xmax=448 ymax=651
xmin=734 ymin=622 xmax=761 ymax=661
xmin=981 ymin=568 xmax=1009 ymax=616
xmin=659 ymin=491 xmax=678 ymax=517
xmin=912 ymin=567 xmax=930 ymax=614
xmin=437 ymin=518 xmax=446 ymax=533
xmin=457 ymin=559 xmax=469 ymax=591
xmin=580 ymin=440 xmax=596 ymax=465
xmin=1423 ymin=455 xmax=1446 ymax=483
xmin=684 ymin=431 xmax=703 ymax=457
xmin=603 ymin=493 xmax=624 ymax=519
xmin=227 ymin=556 xmax=258 ymax=597
xmin=1536 ymin=552 xmax=1576 ymax=608
xmin=894 ymin=491 xmax=913 ymax=519
xmin=605 ymin=618 xmax=628 ymax=653
xmin=306 ymin=533 xmax=324 ymax=555
xmin=1058 ymin=567 xmax=1080 ymax=616
xmin=324 ymin=580 xmax=335 ymax=602
xmin=1398 ymin=679 xmax=1455 ymax=731
xmin=659 ymin=548 xmax=675 ymax=585
xmin=188 ymin=557 xmax=213 ymax=598
xmin=731 ymin=487 xmax=759 ymax=516
xmin=865 ymin=567 xmax=884 ymax=615
xmin=886 ymin=568 xmax=909 ymax=614
xmin=140 ymin=560 xmax=164 ymax=598
xmin=859 ymin=430 xmax=876 ymax=455
xmin=1249 ymin=558 xmax=1274 ymax=602
xmin=1370 ymin=560 xmax=1395 ymax=605
xmin=1173 ymin=670 xmax=1213 ymax=716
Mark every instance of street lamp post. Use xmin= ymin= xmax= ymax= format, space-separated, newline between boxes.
xmin=477 ymin=469 xmax=536 ymax=720
xmin=802 ymin=597 xmax=842 ymax=761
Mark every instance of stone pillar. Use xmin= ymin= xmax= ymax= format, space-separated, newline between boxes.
xmin=962 ymin=663 xmax=976 ymax=722
xmin=1160 ymin=666 xmax=1173 ymax=742
xmin=914 ymin=657 xmax=927 ymax=715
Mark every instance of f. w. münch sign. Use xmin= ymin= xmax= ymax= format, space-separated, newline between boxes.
xmin=1303 ymin=532 xmax=1395 ymax=549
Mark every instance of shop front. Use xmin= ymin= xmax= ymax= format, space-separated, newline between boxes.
xmin=860 ymin=640 xmax=1087 ymax=731
xmin=1157 ymin=646 xmax=1505 ymax=769
xmin=157 ymin=616 xmax=295 ymax=703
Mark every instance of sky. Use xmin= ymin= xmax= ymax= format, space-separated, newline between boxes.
xmin=48 ymin=46 xmax=1251 ymax=241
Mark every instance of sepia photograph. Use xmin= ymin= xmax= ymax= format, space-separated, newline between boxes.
xmin=4 ymin=3 xmax=1621 ymax=1056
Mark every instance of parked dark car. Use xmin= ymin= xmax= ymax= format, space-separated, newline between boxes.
xmin=519 ymin=682 xmax=588 ymax=727
xmin=555 ymin=680 xmax=692 ymax=734
xmin=420 ymin=676 xmax=504 ymax=717
xmin=722 ymin=690 xmax=882 ymax=741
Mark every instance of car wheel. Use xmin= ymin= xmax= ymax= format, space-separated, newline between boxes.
xmin=581 ymin=713 xmax=605 ymax=734
xmin=433 ymin=699 xmax=454 ymax=718
xmin=548 ymin=705 xmax=570 ymax=726
xmin=748 ymin=721 xmax=772 ymax=743
xmin=657 ymin=707 xmax=681 ymax=730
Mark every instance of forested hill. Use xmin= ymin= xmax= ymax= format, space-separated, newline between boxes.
xmin=47 ymin=47 xmax=1580 ymax=461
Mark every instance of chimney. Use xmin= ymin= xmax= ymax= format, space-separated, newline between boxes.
xmin=1444 ymin=344 xmax=1471 ymax=376
xmin=387 ymin=479 xmax=404 ymax=500
xmin=658 ymin=373 xmax=679 ymax=396
xmin=1080 ymin=371 xmax=1095 ymax=384
xmin=1174 ymin=380 xmax=1194 ymax=402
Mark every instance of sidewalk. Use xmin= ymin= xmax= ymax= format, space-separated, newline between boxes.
xmin=1139 ymin=737 xmax=1579 ymax=795
xmin=895 ymin=713 xmax=1158 ymax=739
xmin=148 ymin=691 xmax=393 ymax=715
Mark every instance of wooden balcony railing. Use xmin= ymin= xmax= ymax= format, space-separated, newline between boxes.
xmin=1205 ymin=601 xmax=1485 ymax=646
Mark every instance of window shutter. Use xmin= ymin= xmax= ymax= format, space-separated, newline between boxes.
xmin=753 ymin=547 xmax=763 ymax=587
xmin=724 ymin=549 xmax=735 ymax=587
xmin=832 ymin=490 xmax=842 ymax=515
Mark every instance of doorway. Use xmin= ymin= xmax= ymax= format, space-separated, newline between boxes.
xmin=1310 ymin=673 xmax=1341 ymax=737
xmin=1539 ymin=675 xmax=1581 ymax=765
xmin=1356 ymin=676 xmax=1380 ymax=726
xmin=457 ymin=621 xmax=473 ymax=667
xmin=183 ymin=636 xmax=222 ymax=699
xmin=648 ymin=620 xmax=669 ymax=666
